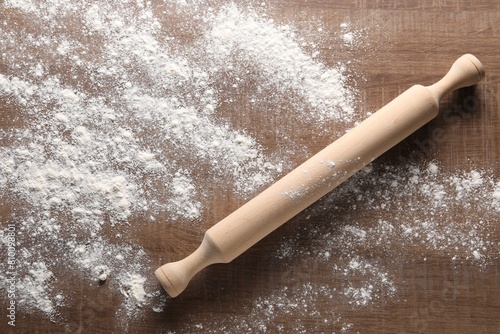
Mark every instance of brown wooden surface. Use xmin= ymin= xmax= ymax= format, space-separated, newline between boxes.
xmin=1 ymin=0 xmax=500 ymax=333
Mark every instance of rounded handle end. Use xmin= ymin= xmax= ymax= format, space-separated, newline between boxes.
xmin=155 ymin=264 xmax=186 ymax=298
xmin=461 ymin=53 xmax=485 ymax=84
xmin=156 ymin=234 xmax=223 ymax=297
xmin=429 ymin=54 xmax=485 ymax=100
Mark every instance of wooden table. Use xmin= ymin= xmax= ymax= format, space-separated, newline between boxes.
xmin=1 ymin=1 xmax=499 ymax=333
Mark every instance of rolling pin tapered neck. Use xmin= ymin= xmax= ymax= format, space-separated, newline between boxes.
xmin=428 ymin=54 xmax=485 ymax=101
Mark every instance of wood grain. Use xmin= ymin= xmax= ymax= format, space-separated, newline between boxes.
xmin=1 ymin=0 xmax=499 ymax=333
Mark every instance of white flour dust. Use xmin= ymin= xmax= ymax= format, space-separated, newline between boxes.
xmin=0 ymin=0 xmax=498 ymax=333
xmin=177 ymin=162 xmax=500 ymax=333
xmin=0 ymin=0 xmax=356 ymax=322
xmin=205 ymin=4 xmax=356 ymax=123
xmin=16 ymin=262 xmax=57 ymax=317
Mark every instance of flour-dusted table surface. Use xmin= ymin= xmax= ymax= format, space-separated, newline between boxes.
xmin=1 ymin=1 xmax=499 ymax=333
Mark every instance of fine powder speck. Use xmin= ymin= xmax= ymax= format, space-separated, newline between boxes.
xmin=119 ymin=273 xmax=148 ymax=308
xmin=16 ymin=262 xmax=57 ymax=317
xmin=0 ymin=1 xmax=498 ymax=332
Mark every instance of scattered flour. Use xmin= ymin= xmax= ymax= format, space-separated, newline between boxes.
xmin=16 ymin=262 xmax=57 ymax=316
xmin=205 ymin=4 xmax=356 ymax=122
xmin=339 ymin=22 xmax=364 ymax=47
xmin=119 ymin=273 xmax=148 ymax=308
xmin=303 ymin=162 xmax=500 ymax=264
xmin=168 ymin=171 xmax=201 ymax=221
xmin=175 ymin=164 xmax=500 ymax=333
xmin=493 ymin=182 xmax=500 ymax=209
xmin=0 ymin=0 xmax=357 ymax=325
xmin=0 ymin=1 xmax=498 ymax=333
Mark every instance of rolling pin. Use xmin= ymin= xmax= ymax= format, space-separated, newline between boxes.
xmin=156 ymin=54 xmax=485 ymax=297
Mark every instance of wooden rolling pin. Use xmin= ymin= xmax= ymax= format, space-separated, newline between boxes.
xmin=156 ymin=54 xmax=485 ymax=297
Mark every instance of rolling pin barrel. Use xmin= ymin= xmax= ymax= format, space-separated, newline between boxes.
xmin=155 ymin=54 xmax=485 ymax=297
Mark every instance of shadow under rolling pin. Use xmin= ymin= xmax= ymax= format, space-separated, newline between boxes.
xmin=155 ymin=54 xmax=485 ymax=298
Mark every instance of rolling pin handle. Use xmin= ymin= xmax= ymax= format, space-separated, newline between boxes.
xmin=155 ymin=234 xmax=223 ymax=297
xmin=428 ymin=54 xmax=485 ymax=100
